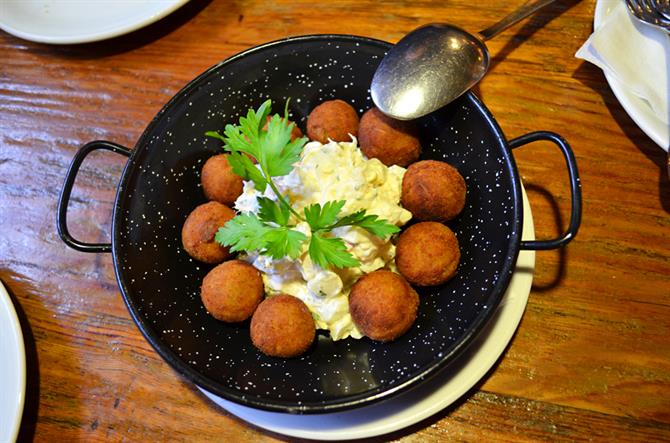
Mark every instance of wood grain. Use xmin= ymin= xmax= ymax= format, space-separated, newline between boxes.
xmin=1 ymin=0 xmax=669 ymax=441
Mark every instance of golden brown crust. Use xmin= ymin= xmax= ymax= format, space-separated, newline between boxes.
xmin=181 ymin=201 xmax=235 ymax=263
xmin=201 ymin=153 xmax=244 ymax=206
xmin=358 ymin=107 xmax=421 ymax=167
xmin=401 ymin=160 xmax=466 ymax=222
xmin=200 ymin=260 xmax=264 ymax=322
xmin=395 ymin=222 xmax=460 ymax=286
xmin=250 ymin=294 xmax=316 ymax=358
xmin=348 ymin=270 xmax=419 ymax=342
xmin=306 ymin=99 xmax=359 ymax=143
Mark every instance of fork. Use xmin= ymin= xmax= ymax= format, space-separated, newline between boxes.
xmin=651 ymin=0 xmax=670 ymax=19
xmin=626 ymin=0 xmax=670 ymax=31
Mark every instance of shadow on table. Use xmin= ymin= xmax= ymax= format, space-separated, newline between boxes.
xmin=23 ymin=0 xmax=215 ymax=59
xmin=1 ymin=275 xmax=40 ymax=443
xmin=573 ymin=61 xmax=670 ymax=214
xmin=523 ymin=183 xmax=568 ymax=293
xmin=471 ymin=0 xmax=583 ymax=100
xmin=490 ymin=0 xmax=583 ymax=73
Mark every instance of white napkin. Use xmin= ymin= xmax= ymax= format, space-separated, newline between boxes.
xmin=576 ymin=1 xmax=669 ymax=129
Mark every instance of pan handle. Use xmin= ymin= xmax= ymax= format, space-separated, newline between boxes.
xmin=57 ymin=140 xmax=132 ymax=253
xmin=508 ymin=131 xmax=582 ymax=250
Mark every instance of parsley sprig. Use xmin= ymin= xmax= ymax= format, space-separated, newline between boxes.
xmin=207 ymin=99 xmax=400 ymax=269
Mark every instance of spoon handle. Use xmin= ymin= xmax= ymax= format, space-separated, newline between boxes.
xmin=478 ymin=0 xmax=557 ymax=41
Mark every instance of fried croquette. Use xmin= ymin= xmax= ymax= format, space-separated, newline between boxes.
xmin=181 ymin=201 xmax=235 ymax=264
xmin=348 ymin=270 xmax=419 ymax=342
xmin=358 ymin=107 xmax=421 ymax=167
xmin=250 ymin=294 xmax=316 ymax=358
xmin=201 ymin=260 xmax=264 ymax=322
xmin=201 ymin=153 xmax=244 ymax=206
xmin=306 ymin=99 xmax=360 ymax=143
xmin=401 ymin=160 xmax=466 ymax=222
xmin=396 ymin=222 xmax=460 ymax=286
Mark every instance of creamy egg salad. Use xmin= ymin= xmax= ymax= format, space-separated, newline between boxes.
xmin=235 ymin=137 xmax=412 ymax=340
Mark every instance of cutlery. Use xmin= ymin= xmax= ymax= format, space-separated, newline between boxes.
xmin=651 ymin=0 xmax=670 ymax=19
xmin=625 ymin=0 xmax=670 ymax=31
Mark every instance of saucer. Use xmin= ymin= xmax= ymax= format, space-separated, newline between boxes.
xmin=0 ymin=0 xmax=190 ymax=44
xmin=0 ymin=280 xmax=26 ymax=442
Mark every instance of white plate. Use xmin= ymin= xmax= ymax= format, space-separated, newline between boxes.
xmin=0 ymin=0 xmax=190 ymax=44
xmin=0 ymin=280 xmax=26 ymax=443
xmin=594 ymin=0 xmax=670 ymax=150
xmin=199 ymin=185 xmax=536 ymax=440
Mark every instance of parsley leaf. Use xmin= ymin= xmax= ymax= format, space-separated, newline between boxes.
xmin=220 ymin=100 xmax=271 ymax=160
xmin=204 ymin=130 xmax=226 ymax=143
xmin=304 ymin=201 xmax=399 ymax=239
xmin=226 ymin=151 xmax=267 ymax=192
xmin=262 ymin=115 xmax=306 ymax=177
xmin=257 ymin=197 xmax=291 ymax=227
xmin=303 ymin=200 xmax=346 ymax=231
xmin=215 ymin=214 xmax=271 ymax=253
xmin=262 ymin=227 xmax=307 ymax=259
xmin=330 ymin=210 xmax=400 ymax=238
xmin=309 ymin=232 xmax=360 ymax=269
xmin=216 ymin=213 xmax=306 ymax=260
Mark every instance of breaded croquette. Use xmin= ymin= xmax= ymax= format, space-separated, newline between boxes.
xmin=401 ymin=160 xmax=466 ymax=222
xmin=306 ymin=99 xmax=359 ymax=143
xmin=201 ymin=153 xmax=244 ymax=206
xmin=251 ymin=294 xmax=316 ymax=358
xmin=181 ymin=201 xmax=235 ymax=264
xmin=358 ymin=107 xmax=421 ymax=167
xmin=396 ymin=222 xmax=460 ymax=286
xmin=201 ymin=259 xmax=264 ymax=322
xmin=349 ymin=270 xmax=419 ymax=342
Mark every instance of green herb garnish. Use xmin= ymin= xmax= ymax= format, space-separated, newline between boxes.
xmin=207 ymin=99 xmax=400 ymax=269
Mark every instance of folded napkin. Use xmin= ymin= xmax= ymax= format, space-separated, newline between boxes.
xmin=576 ymin=1 xmax=669 ymax=142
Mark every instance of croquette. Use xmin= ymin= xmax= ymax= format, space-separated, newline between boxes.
xmin=181 ymin=201 xmax=235 ymax=264
xmin=201 ymin=153 xmax=244 ymax=206
xmin=201 ymin=260 xmax=264 ymax=322
xmin=395 ymin=222 xmax=460 ymax=286
xmin=306 ymin=99 xmax=360 ymax=143
xmin=401 ymin=160 xmax=466 ymax=222
xmin=358 ymin=107 xmax=421 ymax=167
xmin=348 ymin=270 xmax=419 ymax=342
xmin=250 ymin=294 xmax=316 ymax=358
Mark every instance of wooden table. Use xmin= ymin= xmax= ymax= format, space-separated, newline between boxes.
xmin=2 ymin=0 xmax=669 ymax=441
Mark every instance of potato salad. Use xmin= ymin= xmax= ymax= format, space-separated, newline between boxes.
xmin=235 ymin=138 xmax=412 ymax=340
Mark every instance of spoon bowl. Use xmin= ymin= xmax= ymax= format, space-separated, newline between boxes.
xmin=371 ymin=24 xmax=489 ymax=121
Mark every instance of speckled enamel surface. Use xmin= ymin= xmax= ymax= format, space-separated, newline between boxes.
xmin=111 ymin=36 xmax=522 ymax=413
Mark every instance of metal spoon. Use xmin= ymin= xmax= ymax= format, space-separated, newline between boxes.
xmin=371 ymin=0 xmax=557 ymax=120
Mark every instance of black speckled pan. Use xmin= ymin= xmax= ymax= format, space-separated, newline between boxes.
xmin=57 ymin=35 xmax=581 ymax=414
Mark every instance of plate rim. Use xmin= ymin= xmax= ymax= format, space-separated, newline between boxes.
xmin=0 ymin=280 xmax=26 ymax=442
xmin=0 ymin=0 xmax=190 ymax=44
